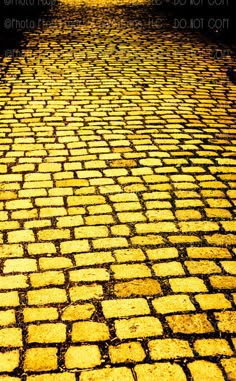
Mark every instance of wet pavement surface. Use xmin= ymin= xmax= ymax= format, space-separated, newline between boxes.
xmin=0 ymin=0 xmax=236 ymax=379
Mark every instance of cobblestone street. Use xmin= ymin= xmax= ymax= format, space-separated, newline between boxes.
xmin=0 ymin=0 xmax=236 ymax=379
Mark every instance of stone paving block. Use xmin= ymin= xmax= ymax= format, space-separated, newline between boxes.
xmin=8 ymin=230 xmax=35 ymax=243
xmin=187 ymin=360 xmax=225 ymax=381
xmin=80 ymin=368 xmax=135 ymax=381
xmin=109 ymin=342 xmax=146 ymax=363
xmin=38 ymin=229 xmax=70 ymax=241
xmin=214 ymin=311 xmax=236 ymax=333
xmin=0 ymin=310 xmax=16 ymax=326
xmin=153 ymin=261 xmax=185 ymax=276
xmin=115 ymin=316 xmax=163 ymax=339
xmin=166 ymin=314 xmax=214 ymax=334
xmin=194 ymin=293 xmax=231 ymax=310
xmin=0 ymin=292 xmax=19 ymax=307
xmin=179 ymin=221 xmax=219 ymax=232
xmin=27 ymin=323 xmax=66 ymax=343
xmin=148 ymin=339 xmax=193 ymax=360
xmin=0 ymin=328 xmax=22 ymax=347
xmin=39 ymin=257 xmax=73 ymax=270
xmin=210 ymin=276 xmax=236 ymax=289
xmin=23 ymin=307 xmax=59 ymax=322
xmin=75 ymin=226 xmax=109 ymax=238
xmin=102 ymin=298 xmax=150 ymax=318
xmin=69 ymin=284 xmax=103 ymax=301
xmin=26 ymin=375 xmax=75 ymax=381
xmin=114 ymin=279 xmax=162 ymax=297
xmin=3 ymin=259 xmax=37 ymax=273
xmin=72 ymin=321 xmax=110 ymax=342
xmin=152 ymin=295 xmax=195 ymax=314
xmin=27 ymin=243 xmax=56 ymax=256
xmin=65 ymin=345 xmax=101 ymax=369
xmin=0 ymin=275 xmax=28 ymax=289
xmin=28 ymin=288 xmax=67 ymax=305
xmin=131 ymin=235 xmax=164 ymax=246
xmin=187 ymin=247 xmax=231 ymax=258
xmin=205 ymin=234 xmax=236 ymax=246
xmin=221 ymin=358 xmax=236 ymax=381
xmin=134 ymin=362 xmax=187 ymax=381
xmin=93 ymin=237 xmax=128 ymax=249
xmin=111 ymin=264 xmax=151 ymax=279
xmin=136 ymin=222 xmax=178 ymax=233
xmin=0 ymin=244 xmax=24 ymax=258
xmin=169 ymin=277 xmax=208 ymax=293
xmin=221 ymin=261 xmax=236 ymax=274
xmin=0 ymin=351 xmax=20 ymax=372
xmin=74 ymin=251 xmax=114 ymax=266
xmin=70 ymin=268 xmax=109 ymax=282
xmin=113 ymin=248 xmax=145 ymax=262
xmin=185 ymin=260 xmax=221 ymax=274
xmin=61 ymin=240 xmax=90 ymax=254
xmin=193 ymin=338 xmax=233 ymax=356
xmin=61 ymin=303 xmax=95 ymax=321
xmin=24 ymin=348 xmax=58 ymax=371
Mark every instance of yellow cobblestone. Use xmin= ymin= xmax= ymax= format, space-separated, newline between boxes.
xmin=0 ymin=310 xmax=16 ymax=326
xmin=0 ymin=275 xmax=28 ymax=289
xmin=62 ymin=303 xmax=95 ymax=321
xmin=0 ymin=292 xmax=19 ymax=307
xmin=39 ymin=257 xmax=72 ymax=270
xmin=169 ymin=277 xmax=208 ymax=292
xmin=27 ymin=243 xmax=56 ymax=255
xmin=70 ymin=268 xmax=109 ymax=282
xmin=80 ymin=368 xmax=134 ymax=381
xmin=193 ymin=338 xmax=233 ymax=356
xmin=8 ymin=230 xmax=35 ymax=243
xmin=27 ymin=288 xmax=67 ymax=305
xmin=23 ymin=307 xmax=59 ymax=322
xmin=115 ymin=316 xmax=163 ymax=339
xmin=61 ymin=240 xmax=89 ymax=254
xmin=30 ymin=271 xmax=65 ymax=287
xmin=12 ymin=209 xmax=38 ymax=220
xmin=214 ymin=311 xmax=236 ymax=333
xmin=93 ymin=237 xmax=128 ymax=249
xmin=0 ymin=327 xmax=22 ymax=347
xmin=27 ymin=323 xmax=66 ymax=343
xmin=69 ymin=284 xmax=103 ymax=301
xmin=111 ymin=264 xmax=151 ymax=279
xmin=75 ymin=226 xmax=109 ymax=238
xmin=187 ymin=361 xmax=224 ymax=381
xmin=38 ymin=229 xmax=70 ymax=241
xmin=26 ymin=375 xmax=75 ymax=381
xmin=72 ymin=321 xmax=109 ymax=342
xmin=3 ymin=259 xmax=37 ymax=273
xmin=109 ymin=342 xmax=145 ymax=363
xmin=134 ymin=362 xmax=187 ymax=381
xmin=102 ymin=298 xmax=150 ymax=318
xmin=152 ymin=295 xmax=195 ymax=314
xmin=24 ymin=348 xmax=58 ymax=371
xmin=148 ymin=339 xmax=193 ymax=360
xmin=74 ymin=251 xmax=114 ymax=266
xmin=166 ymin=314 xmax=214 ymax=334
xmin=221 ymin=358 xmax=236 ymax=381
xmin=65 ymin=345 xmax=101 ymax=369
xmin=0 ymin=351 xmax=20 ymax=372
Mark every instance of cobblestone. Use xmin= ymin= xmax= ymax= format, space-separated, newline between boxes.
xmin=0 ymin=0 xmax=235 ymax=378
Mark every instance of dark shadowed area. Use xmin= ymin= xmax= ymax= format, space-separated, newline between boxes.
xmin=0 ymin=0 xmax=58 ymax=54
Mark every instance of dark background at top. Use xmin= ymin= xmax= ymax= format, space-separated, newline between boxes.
xmin=0 ymin=0 xmax=235 ymax=55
